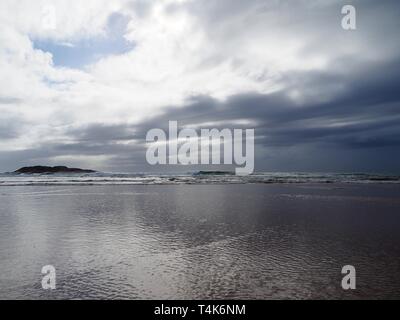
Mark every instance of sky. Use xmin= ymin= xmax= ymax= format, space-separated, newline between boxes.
xmin=0 ymin=0 xmax=400 ymax=173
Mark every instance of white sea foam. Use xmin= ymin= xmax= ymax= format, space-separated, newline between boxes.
xmin=0 ymin=172 xmax=399 ymax=186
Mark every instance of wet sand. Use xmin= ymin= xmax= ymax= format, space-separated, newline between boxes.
xmin=1 ymin=183 xmax=400 ymax=299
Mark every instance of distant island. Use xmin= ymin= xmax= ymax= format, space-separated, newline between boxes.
xmin=193 ymin=171 xmax=234 ymax=176
xmin=13 ymin=166 xmax=96 ymax=174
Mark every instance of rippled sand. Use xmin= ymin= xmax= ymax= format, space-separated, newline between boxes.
xmin=1 ymin=184 xmax=400 ymax=299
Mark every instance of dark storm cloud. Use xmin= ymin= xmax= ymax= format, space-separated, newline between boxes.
xmin=130 ymin=56 xmax=400 ymax=146
xmin=0 ymin=116 xmax=25 ymax=139
xmin=66 ymin=123 xmax=136 ymax=142
xmin=8 ymin=52 xmax=395 ymax=173
xmin=2 ymin=52 xmax=399 ymax=173
xmin=118 ymin=55 xmax=400 ymax=172
xmin=0 ymin=139 xmax=146 ymax=173
xmin=0 ymin=124 xmax=19 ymax=139
xmin=2 ymin=0 xmax=400 ymax=173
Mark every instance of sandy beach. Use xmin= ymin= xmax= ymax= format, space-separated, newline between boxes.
xmin=1 ymin=183 xmax=399 ymax=300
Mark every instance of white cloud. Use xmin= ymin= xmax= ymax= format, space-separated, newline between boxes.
xmin=1 ymin=0 xmax=399 ymax=171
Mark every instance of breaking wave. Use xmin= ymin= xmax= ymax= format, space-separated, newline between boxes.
xmin=0 ymin=172 xmax=399 ymax=186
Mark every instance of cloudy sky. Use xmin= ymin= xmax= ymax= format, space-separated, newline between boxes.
xmin=0 ymin=0 xmax=399 ymax=173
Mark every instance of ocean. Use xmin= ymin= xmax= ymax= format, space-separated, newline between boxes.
xmin=0 ymin=171 xmax=400 ymax=186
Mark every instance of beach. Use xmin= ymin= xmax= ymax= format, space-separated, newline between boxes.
xmin=1 ymin=182 xmax=400 ymax=300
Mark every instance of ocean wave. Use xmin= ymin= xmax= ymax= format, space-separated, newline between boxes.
xmin=0 ymin=172 xmax=399 ymax=186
